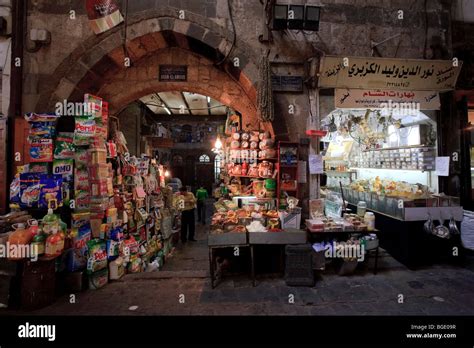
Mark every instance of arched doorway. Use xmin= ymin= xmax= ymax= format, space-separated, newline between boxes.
xmin=36 ymin=15 xmax=277 ymax=136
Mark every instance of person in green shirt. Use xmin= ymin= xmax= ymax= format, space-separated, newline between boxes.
xmin=196 ymin=186 xmax=209 ymax=225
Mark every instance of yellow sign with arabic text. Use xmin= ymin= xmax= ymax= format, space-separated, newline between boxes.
xmin=319 ymin=56 xmax=462 ymax=91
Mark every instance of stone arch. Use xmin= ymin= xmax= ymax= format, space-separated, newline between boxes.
xmin=37 ymin=10 xmax=275 ymax=132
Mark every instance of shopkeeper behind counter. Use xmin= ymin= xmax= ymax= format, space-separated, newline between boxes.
xmin=179 ymin=186 xmax=197 ymax=243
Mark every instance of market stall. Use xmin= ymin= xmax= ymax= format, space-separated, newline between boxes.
xmin=1 ymin=94 xmax=181 ymax=309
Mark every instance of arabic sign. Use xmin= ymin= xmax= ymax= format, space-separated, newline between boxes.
xmin=319 ymin=56 xmax=462 ymax=91
xmin=271 ymin=75 xmax=304 ymax=92
xmin=335 ymin=89 xmax=440 ymax=110
xmin=86 ymin=0 xmax=123 ymax=35
xmin=159 ymin=65 xmax=187 ymax=81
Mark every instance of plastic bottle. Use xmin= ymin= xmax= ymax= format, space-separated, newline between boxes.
xmin=8 ymin=223 xmax=33 ymax=260
xmin=28 ymin=219 xmax=39 ymax=237
xmin=31 ymin=233 xmax=46 ymax=256
xmin=45 ymin=230 xmax=65 ymax=257
xmin=42 ymin=208 xmax=60 ymax=235
xmin=8 ymin=223 xmax=33 ymax=247
xmin=364 ymin=212 xmax=376 ymax=231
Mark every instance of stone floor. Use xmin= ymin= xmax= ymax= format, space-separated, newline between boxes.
xmin=6 ymin=224 xmax=474 ymax=316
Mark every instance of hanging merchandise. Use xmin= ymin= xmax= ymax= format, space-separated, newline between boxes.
xmin=85 ymin=0 xmax=124 ymax=35
xmin=257 ymin=55 xmax=274 ymax=122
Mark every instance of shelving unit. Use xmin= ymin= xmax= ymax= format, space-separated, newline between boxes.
xmin=277 ymin=141 xmax=300 ymax=209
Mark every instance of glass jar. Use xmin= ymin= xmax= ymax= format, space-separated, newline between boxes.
xmin=357 ymin=201 xmax=367 ymax=217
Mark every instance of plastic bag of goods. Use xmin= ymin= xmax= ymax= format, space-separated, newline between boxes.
xmin=461 ymin=210 xmax=474 ymax=251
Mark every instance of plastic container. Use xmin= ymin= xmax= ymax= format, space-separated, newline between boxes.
xmin=364 ymin=212 xmax=376 ymax=231
xmin=8 ymin=223 xmax=33 ymax=259
xmin=109 ymin=257 xmax=124 ymax=280
xmin=45 ymin=230 xmax=65 ymax=257
xmin=31 ymin=233 xmax=46 ymax=256
xmin=42 ymin=208 xmax=60 ymax=235
xmin=357 ymin=201 xmax=367 ymax=217
xmin=27 ymin=219 xmax=39 ymax=237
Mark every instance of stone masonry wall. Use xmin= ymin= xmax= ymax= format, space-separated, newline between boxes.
xmin=21 ymin=0 xmax=453 ymax=141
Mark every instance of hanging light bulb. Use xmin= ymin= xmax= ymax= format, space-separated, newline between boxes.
xmin=214 ymin=136 xmax=222 ymax=150
xmin=164 ymin=170 xmax=170 ymax=177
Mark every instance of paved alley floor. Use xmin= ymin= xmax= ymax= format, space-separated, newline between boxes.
xmin=5 ymin=224 xmax=474 ymax=316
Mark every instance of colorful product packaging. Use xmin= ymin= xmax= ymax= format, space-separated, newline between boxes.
xmin=54 ymin=133 xmax=76 ymax=159
xmin=28 ymin=163 xmax=49 ymax=174
xmin=75 ymin=148 xmax=88 ymax=168
xmin=74 ymin=168 xmax=89 ymax=191
xmin=28 ymin=122 xmax=56 ymax=141
xmin=24 ymin=113 xmax=60 ymax=123
xmin=87 ymin=148 xmax=107 ymax=164
xmin=86 ymin=239 xmax=107 ymax=274
xmin=88 ymin=268 xmax=108 ymax=290
xmin=19 ymin=173 xmax=41 ymax=208
xmin=74 ymin=116 xmax=96 ymax=146
xmin=39 ymin=174 xmax=63 ymax=209
xmin=67 ymin=219 xmax=92 ymax=272
xmin=53 ymin=159 xmax=74 ymax=178
xmin=29 ymin=139 xmax=53 ymax=162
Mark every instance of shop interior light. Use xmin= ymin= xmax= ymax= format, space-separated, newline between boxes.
xmin=164 ymin=170 xmax=170 ymax=177
xmin=164 ymin=106 xmax=172 ymax=115
xmin=214 ymin=136 xmax=223 ymax=150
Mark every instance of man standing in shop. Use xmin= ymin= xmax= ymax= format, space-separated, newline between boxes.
xmin=196 ymin=186 xmax=209 ymax=225
xmin=179 ymin=186 xmax=197 ymax=243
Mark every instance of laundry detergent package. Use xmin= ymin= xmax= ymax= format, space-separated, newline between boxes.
xmin=29 ymin=139 xmax=53 ymax=162
xmin=54 ymin=133 xmax=76 ymax=159
xmin=74 ymin=168 xmax=89 ymax=191
xmin=39 ymin=174 xmax=63 ymax=209
xmin=74 ymin=116 xmax=96 ymax=146
xmin=74 ymin=148 xmax=88 ymax=168
xmin=53 ymin=159 xmax=74 ymax=178
xmin=19 ymin=173 xmax=41 ymax=209
xmin=24 ymin=113 xmax=60 ymax=123
xmin=28 ymin=162 xmax=49 ymax=174
xmin=107 ymin=239 xmax=120 ymax=260
xmin=67 ymin=212 xmax=92 ymax=272
xmin=28 ymin=122 xmax=56 ymax=141
xmin=10 ymin=176 xmax=21 ymax=205
xmin=86 ymin=239 xmax=107 ymax=274
xmin=74 ymin=189 xmax=90 ymax=211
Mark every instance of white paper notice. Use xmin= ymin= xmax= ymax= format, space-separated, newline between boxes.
xmin=309 ymin=154 xmax=324 ymax=174
xmin=435 ymin=156 xmax=450 ymax=176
